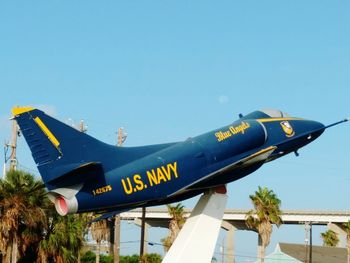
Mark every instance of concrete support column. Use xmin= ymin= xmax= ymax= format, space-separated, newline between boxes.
xmin=143 ymin=222 xmax=149 ymax=255
xmin=328 ymin=222 xmax=347 ymax=247
xmin=226 ymin=226 xmax=235 ymax=263
xmin=221 ymin=220 xmax=237 ymax=263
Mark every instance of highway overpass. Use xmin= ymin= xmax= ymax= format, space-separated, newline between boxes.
xmin=120 ymin=208 xmax=350 ymax=263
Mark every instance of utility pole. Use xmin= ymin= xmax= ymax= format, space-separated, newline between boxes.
xmin=78 ymin=121 xmax=122 ymax=262
xmin=309 ymin=222 xmax=313 ymax=263
xmin=140 ymin=207 xmax=146 ymax=263
xmin=4 ymin=119 xmax=19 ymax=174
xmin=131 ymin=124 xmax=146 ymax=262
xmin=112 ymin=127 xmax=127 ymax=263
xmin=4 ymin=119 xmax=19 ymax=263
xmin=117 ymin=127 xmax=127 ymax=147
xmin=112 ymin=214 xmax=120 ymax=263
xmin=79 ymin=120 xmax=88 ymax=133
xmin=304 ymin=222 xmax=310 ymax=263
xmin=3 ymin=140 xmax=8 ymax=178
xmin=304 ymin=222 xmax=313 ymax=263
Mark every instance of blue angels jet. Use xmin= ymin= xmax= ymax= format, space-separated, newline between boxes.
xmin=11 ymin=107 xmax=349 ymax=216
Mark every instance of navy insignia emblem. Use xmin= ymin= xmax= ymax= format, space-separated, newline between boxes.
xmin=280 ymin=121 xmax=295 ymax=137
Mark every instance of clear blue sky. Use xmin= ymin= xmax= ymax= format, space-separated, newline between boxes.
xmin=1 ymin=1 xmax=349 ymax=261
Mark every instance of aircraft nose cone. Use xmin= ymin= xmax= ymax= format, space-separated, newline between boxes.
xmin=310 ymin=120 xmax=325 ymax=131
xmin=306 ymin=120 xmax=326 ymax=140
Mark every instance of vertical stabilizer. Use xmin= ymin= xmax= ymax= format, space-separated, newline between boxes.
xmin=12 ymin=107 xmax=108 ymax=187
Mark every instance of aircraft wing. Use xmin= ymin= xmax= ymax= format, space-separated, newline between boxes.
xmin=91 ymin=209 xmax=130 ymax=222
xmin=227 ymin=145 xmax=277 ymax=167
xmin=171 ymin=146 xmax=277 ymax=196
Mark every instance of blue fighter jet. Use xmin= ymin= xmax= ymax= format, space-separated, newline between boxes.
xmin=11 ymin=107 xmax=348 ymax=216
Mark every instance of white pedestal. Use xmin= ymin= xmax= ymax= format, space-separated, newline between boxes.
xmin=162 ymin=189 xmax=227 ymax=263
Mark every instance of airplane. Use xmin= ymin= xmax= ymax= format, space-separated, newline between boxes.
xmin=11 ymin=107 xmax=349 ymax=217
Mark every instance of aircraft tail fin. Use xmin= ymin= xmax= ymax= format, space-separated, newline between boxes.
xmin=12 ymin=106 xmax=113 ymax=187
xmin=12 ymin=106 xmax=176 ymax=189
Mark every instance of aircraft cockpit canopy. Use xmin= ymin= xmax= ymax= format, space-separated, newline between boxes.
xmin=260 ymin=109 xmax=290 ymax=118
xmin=239 ymin=109 xmax=291 ymax=120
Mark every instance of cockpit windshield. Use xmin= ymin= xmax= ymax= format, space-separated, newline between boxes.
xmin=260 ymin=109 xmax=290 ymax=118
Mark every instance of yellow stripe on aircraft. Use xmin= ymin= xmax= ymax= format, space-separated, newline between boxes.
xmin=247 ymin=145 xmax=276 ymax=159
xmin=34 ymin=117 xmax=60 ymax=149
xmin=257 ymin=117 xmax=304 ymax=123
xmin=12 ymin=106 xmax=35 ymax=116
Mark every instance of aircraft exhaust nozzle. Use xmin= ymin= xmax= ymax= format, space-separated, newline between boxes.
xmin=48 ymin=193 xmax=78 ymax=216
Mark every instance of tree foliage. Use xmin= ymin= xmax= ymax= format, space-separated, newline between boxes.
xmin=91 ymin=219 xmax=110 ymax=244
xmin=0 ymin=169 xmax=48 ymax=262
xmin=120 ymin=254 xmax=140 ymax=263
xmin=340 ymin=220 xmax=350 ymax=263
xmin=0 ymin=169 xmax=86 ymax=262
xmin=161 ymin=203 xmax=185 ymax=252
xmin=81 ymin=252 xmax=162 ymax=263
xmin=144 ymin=253 xmax=162 ymax=263
xmin=245 ymin=186 xmax=282 ymax=263
xmin=90 ymin=218 xmax=110 ymax=263
xmin=321 ymin=229 xmax=339 ymax=247
xmin=81 ymin=251 xmax=114 ymax=263
xmin=38 ymin=210 xmax=85 ymax=263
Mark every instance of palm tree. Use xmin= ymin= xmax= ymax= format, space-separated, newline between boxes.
xmin=161 ymin=203 xmax=185 ymax=252
xmin=38 ymin=208 xmax=85 ymax=263
xmin=340 ymin=220 xmax=350 ymax=263
xmin=321 ymin=230 xmax=339 ymax=247
xmin=245 ymin=186 xmax=282 ymax=263
xmin=0 ymin=169 xmax=47 ymax=263
xmin=90 ymin=219 xmax=110 ymax=263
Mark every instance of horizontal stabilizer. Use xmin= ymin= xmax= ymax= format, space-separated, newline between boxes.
xmin=48 ymin=162 xmax=102 ymax=183
xmin=91 ymin=208 xmax=130 ymax=222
